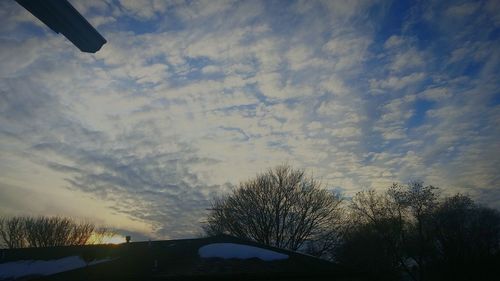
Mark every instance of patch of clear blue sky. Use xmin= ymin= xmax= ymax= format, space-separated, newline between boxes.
xmin=14 ymin=22 xmax=47 ymax=37
xmin=112 ymin=14 xmax=161 ymax=35
xmin=408 ymin=99 xmax=434 ymax=128
xmin=488 ymin=27 xmax=500 ymax=40
xmin=372 ymin=0 xmax=413 ymax=43
xmin=491 ymin=93 xmax=500 ymax=106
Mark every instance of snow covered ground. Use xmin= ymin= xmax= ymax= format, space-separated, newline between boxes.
xmin=198 ymin=243 xmax=289 ymax=261
xmin=0 ymin=256 xmax=112 ymax=280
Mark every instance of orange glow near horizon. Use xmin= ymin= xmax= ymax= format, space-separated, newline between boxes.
xmin=88 ymin=233 xmax=125 ymax=245
xmin=101 ymin=234 xmax=126 ymax=244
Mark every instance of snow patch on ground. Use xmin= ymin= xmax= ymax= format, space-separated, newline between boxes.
xmin=198 ymin=243 xmax=289 ymax=261
xmin=0 ymin=256 xmax=113 ymax=279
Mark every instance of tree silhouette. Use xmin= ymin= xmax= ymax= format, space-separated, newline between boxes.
xmin=0 ymin=216 xmax=110 ymax=248
xmin=337 ymin=183 xmax=500 ymax=281
xmin=0 ymin=217 xmax=26 ymax=249
xmin=205 ymin=164 xmax=344 ymax=253
xmin=431 ymin=194 xmax=500 ymax=280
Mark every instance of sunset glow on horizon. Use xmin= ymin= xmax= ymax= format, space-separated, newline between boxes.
xmin=100 ymin=234 xmax=126 ymax=245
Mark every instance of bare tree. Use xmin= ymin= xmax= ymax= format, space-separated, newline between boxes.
xmin=87 ymin=227 xmax=114 ymax=244
xmin=388 ymin=182 xmax=438 ymax=281
xmin=339 ymin=183 xmax=500 ymax=281
xmin=348 ymin=189 xmax=412 ymax=280
xmin=336 ymin=219 xmax=402 ymax=280
xmin=0 ymin=217 xmax=27 ymax=249
xmin=346 ymin=182 xmax=439 ymax=281
xmin=432 ymin=193 xmax=500 ymax=279
xmin=0 ymin=216 xmax=109 ymax=249
xmin=205 ymin=165 xmax=344 ymax=252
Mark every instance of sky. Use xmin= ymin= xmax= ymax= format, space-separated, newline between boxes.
xmin=0 ymin=0 xmax=499 ymax=240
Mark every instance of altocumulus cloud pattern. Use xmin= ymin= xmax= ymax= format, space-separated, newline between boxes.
xmin=0 ymin=0 xmax=499 ymax=239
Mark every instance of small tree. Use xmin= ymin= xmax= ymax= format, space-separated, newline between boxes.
xmin=205 ymin=165 xmax=343 ymax=253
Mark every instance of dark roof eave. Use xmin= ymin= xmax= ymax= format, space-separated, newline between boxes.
xmin=15 ymin=0 xmax=106 ymax=53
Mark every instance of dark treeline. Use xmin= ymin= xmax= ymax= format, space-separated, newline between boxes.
xmin=0 ymin=216 xmax=111 ymax=248
xmin=206 ymin=165 xmax=500 ymax=281
xmin=339 ymin=182 xmax=500 ymax=281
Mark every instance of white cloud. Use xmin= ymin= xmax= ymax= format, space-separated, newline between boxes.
xmin=371 ymin=72 xmax=426 ymax=90
xmin=384 ymin=35 xmax=405 ymax=49
xmin=329 ymin=127 xmax=362 ymax=138
xmin=201 ymin=65 xmax=220 ymax=74
xmin=420 ymin=87 xmax=452 ymax=101
xmin=445 ymin=2 xmax=480 ymax=18
xmin=118 ymin=0 xmax=170 ymax=20
xmin=389 ymin=47 xmax=425 ymax=72
xmin=175 ymin=0 xmax=235 ymax=22
xmin=323 ymin=33 xmax=371 ymax=70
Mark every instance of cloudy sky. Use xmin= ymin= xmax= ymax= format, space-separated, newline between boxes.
xmin=0 ymin=0 xmax=499 ymax=239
